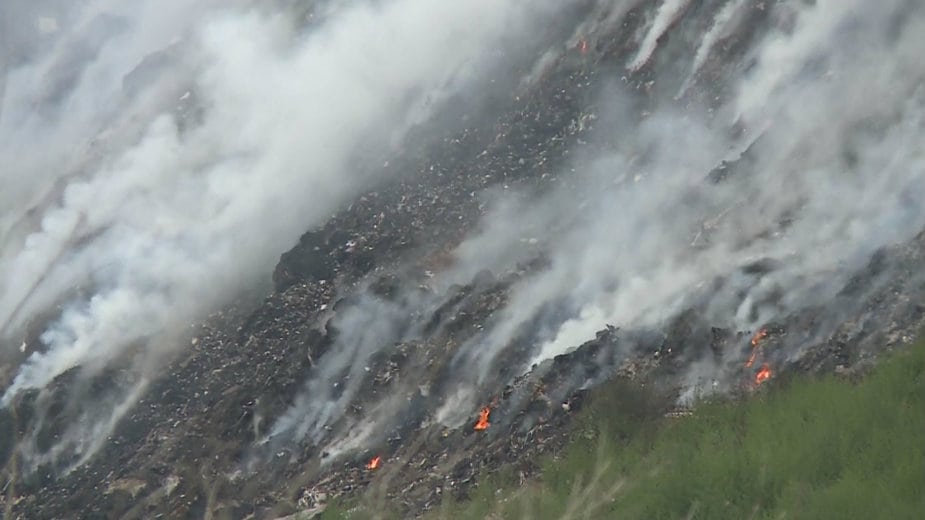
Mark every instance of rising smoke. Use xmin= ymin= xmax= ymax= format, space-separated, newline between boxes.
xmin=275 ymin=0 xmax=925 ymax=440
xmin=3 ymin=0 xmax=925 ymax=477
xmin=0 ymin=0 xmax=570 ymax=472
xmin=433 ymin=0 xmax=925 ymax=415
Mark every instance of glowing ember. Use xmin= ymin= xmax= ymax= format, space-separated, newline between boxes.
xmin=473 ymin=406 xmax=491 ymax=431
xmin=578 ymin=39 xmax=589 ymax=54
xmin=745 ymin=328 xmax=769 ymax=368
xmin=365 ymin=455 xmax=381 ymax=470
xmin=750 ymin=328 xmax=768 ymax=347
xmin=755 ymin=364 xmax=772 ymax=385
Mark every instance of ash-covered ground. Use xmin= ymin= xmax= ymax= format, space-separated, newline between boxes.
xmin=2 ymin=1 xmax=925 ymax=518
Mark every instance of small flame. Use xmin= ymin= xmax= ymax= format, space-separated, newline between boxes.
xmin=365 ymin=455 xmax=381 ymax=470
xmin=745 ymin=328 xmax=769 ymax=368
xmin=750 ymin=328 xmax=768 ymax=347
xmin=473 ymin=406 xmax=491 ymax=431
xmin=578 ymin=39 xmax=589 ymax=54
xmin=755 ymin=364 xmax=772 ymax=386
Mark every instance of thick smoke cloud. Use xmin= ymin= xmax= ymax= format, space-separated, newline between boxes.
xmin=5 ymin=0 xmax=925 ymax=476
xmin=423 ymin=0 xmax=925 ymax=421
xmin=0 ymin=0 xmax=567 ymax=471
xmin=268 ymin=0 xmax=925 ymax=446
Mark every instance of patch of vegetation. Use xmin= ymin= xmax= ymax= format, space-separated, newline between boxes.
xmin=327 ymin=342 xmax=925 ymax=519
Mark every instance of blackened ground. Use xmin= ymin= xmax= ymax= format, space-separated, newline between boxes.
xmin=4 ymin=2 xmax=925 ymax=519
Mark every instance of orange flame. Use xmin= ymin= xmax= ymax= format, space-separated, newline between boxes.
xmin=474 ymin=406 xmax=491 ymax=431
xmin=365 ymin=455 xmax=381 ymax=470
xmin=745 ymin=328 xmax=769 ymax=368
xmin=755 ymin=364 xmax=772 ymax=386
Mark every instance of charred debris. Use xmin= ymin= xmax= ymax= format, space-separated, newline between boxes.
xmin=3 ymin=2 xmax=925 ymax=519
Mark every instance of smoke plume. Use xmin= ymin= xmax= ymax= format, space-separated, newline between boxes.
xmin=4 ymin=0 xmax=925 ymax=478
xmin=0 ymin=0 xmax=569 ymax=471
xmin=433 ymin=0 xmax=925 ymax=417
xmin=273 ymin=0 xmax=925 ymax=434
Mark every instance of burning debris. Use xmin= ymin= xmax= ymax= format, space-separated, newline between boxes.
xmin=746 ymin=328 xmax=775 ymax=386
xmin=754 ymin=364 xmax=773 ymax=386
xmin=473 ymin=406 xmax=492 ymax=431
xmin=745 ymin=327 xmax=770 ymax=368
xmin=365 ymin=455 xmax=382 ymax=470
xmin=4 ymin=2 xmax=925 ymax=520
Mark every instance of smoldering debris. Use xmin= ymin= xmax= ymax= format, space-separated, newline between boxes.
xmin=3 ymin=0 xmax=925 ymax=519
xmin=0 ymin=0 xmax=579 ymax=472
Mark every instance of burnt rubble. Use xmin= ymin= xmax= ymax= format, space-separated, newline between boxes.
xmin=3 ymin=2 xmax=925 ymax=519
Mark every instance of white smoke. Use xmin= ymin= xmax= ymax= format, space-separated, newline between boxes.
xmin=628 ymin=0 xmax=693 ymax=71
xmin=7 ymin=0 xmax=925 ymax=476
xmin=263 ymin=0 xmax=925 ymax=447
xmin=0 ymin=0 xmax=569 ymax=469
xmin=677 ymin=0 xmax=747 ymax=98
xmin=264 ymin=291 xmax=417 ymax=446
xmin=428 ymin=0 xmax=925 ymax=422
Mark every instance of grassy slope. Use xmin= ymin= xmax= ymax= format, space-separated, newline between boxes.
xmin=324 ymin=342 xmax=925 ymax=519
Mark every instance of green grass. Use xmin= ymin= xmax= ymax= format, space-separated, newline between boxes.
xmin=326 ymin=342 xmax=925 ymax=519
